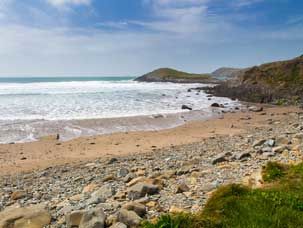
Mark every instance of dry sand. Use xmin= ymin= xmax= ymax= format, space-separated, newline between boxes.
xmin=0 ymin=105 xmax=299 ymax=176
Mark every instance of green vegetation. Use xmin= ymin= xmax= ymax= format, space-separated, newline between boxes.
xmin=150 ymin=68 xmax=211 ymax=80
xmin=135 ymin=68 xmax=216 ymax=83
xmin=142 ymin=162 xmax=303 ymax=228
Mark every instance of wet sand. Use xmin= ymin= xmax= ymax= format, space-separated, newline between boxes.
xmin=0 ymin=105 xmax=300 ymax=176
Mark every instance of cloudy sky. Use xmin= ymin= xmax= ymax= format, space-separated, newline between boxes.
xmin=0 ymin=0 xmax=302 ymax=76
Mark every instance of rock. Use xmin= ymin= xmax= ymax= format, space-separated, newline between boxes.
xmin=248 ymin=106 xmax=263 ymax=112
xmin=91 ymin=184 xmax=115 ymax=200
xmin=108 ymin=158 xmax=118 ymax=164
xmin=87 ymin=184 xmax=115 ymax=205
xmin=110 ymin=222 xmax=127 ymax=228
xmin=264 ymin=139 xmax=275 ymax=147
xmin=79 ymin=208 xmax=106 ymax=228
xmin=181 ymin=105 xmax=192 ymax=110
xmin=122 ymin=202 xmax=146 ymax=217
xmin=117 ymin=209 xmax=142 ymax=227
xmin=11 ymin=191 xmax=27 ymax=200
xmin=83 ymin=183 xmax=98 ymax=193
xmin=176 ymin=183 xmax=190 ymax=193
xmin=253 ymin=139 xmax=266 ymax=147
xmin=234 ymin=152 xmax=251 ymax=160
xmin=169 ymin=206 xmax=186 ymax=213
xmin=212 ymin=152 xmax=231 ymax=165
xmin=0 ymin=204 xmax=51 ymax=228
xmin=117 ymin=168 xmax=129 ymax=178
xmin=127 ymin=183 xmax=159 ymax=200
xmin=273 ymin=145 xmax=289 ymax=153
xmin=276 ymin=136 xmax=290 ymax=145
xmin=66 ymin=210 xmax=84 ymax=228
xmin=123 ymin=173 xmax=136 ymax=183
xmin=211 ymin=103 xmax=220 ymax=107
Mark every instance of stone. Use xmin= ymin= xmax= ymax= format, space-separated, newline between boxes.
xmin=234 ymin=152 xmax=251 ymax=160
xmin=11 ymin=191 xmax=27 ymax=200
xmin=90 ymin=184 xmax=115 ymax=202
xmin=83 ymin=183 xmax=98 ymax=193
xmin=122 ymin=202 xmax=146 ymax=217
xmin=117 ymin=209 xmax=142 ymax=227
xmin=66 ymin=210 xmax=84 ymax=228
xmin=108 ymin=158 xmax=118 ymax=164
xmin=176 ymin=183 xmax=190 ymax=193
xmin=181 ymin=105 xmax=192 ymax=110
xmin=212 ymin=152 xmax=231 ymax=165
xmin=273 ymin=145 xmax=289 ymax=153
xmin=264 ymin=139 xmax=275 ymax=147
xmin=117 ymin=168 xmax=129 ymax=178
xmin=127 ymin=183 xmax=159 ymax=200
xmin=248 ymin=106 xmax=263 ymax=112
xmin=253 ymin=139 xmax=266 ymax=147
xmin=109 ymin=222 xmax=127 ymax=228
xmin=276 ymin=136 xmax=290 ymax=145
xmin=79 ymin=208 xmax=106 ymax=228
xmin=211 ymin=103 xmax=220 ymax=107
xmin=0 ymin=204 xmax=51 ymax=228
xmin=123 ymin=173 xmax=136 ymax=183
xmin=169 ymin=206 xmax=186 ymax=213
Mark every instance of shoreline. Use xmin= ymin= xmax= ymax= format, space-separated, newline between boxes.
xmin=0 ymin=104 xmax=297 ymax=176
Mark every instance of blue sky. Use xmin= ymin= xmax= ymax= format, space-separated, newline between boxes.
xmin=0 ymin=0 xmax=302 ymax=76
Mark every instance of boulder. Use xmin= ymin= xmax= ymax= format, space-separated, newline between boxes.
xmin=176 ymin=183 xmax=190 ymax=193
xmin=88 ymin=184 xmax=115 ymax=205
xmin=117 ymin=168 xmax=129 ymax=178
xmin=66 ymin=208 xmax=106 ymax=228
xmin=234 ymin=151 xmax=251 ymax=160
xmin=0 ymin=204 xmax=51 ymax=228
xmin=181 ymin=105 xmax=192 ymax=110
xmin=122 ymin=202 xmax=146 ymax=217
xmin=212 ymin=152 xmax=231 ymax=165
xmin=10 ymin=191 xmax=27 ymax=200
xmin=248 ymin=106 xmax=263 ymax=112
xmin=79 ymin=208 xmax=106 ymax=228
xmin=253 ymin=139 xmax=266 ymax=147
xmin=117 ymin=209 xmax=142 ymax=227
xmin=66 ymin=210 xmax=85 ymax=228
xmin=127 ymin=183 xmax=159 ymax=200
xmin=211 ymin=103 xmax=220 ymax=107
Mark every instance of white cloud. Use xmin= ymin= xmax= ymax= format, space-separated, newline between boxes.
xmin=47 ymin=0 xmax=91 ymax=9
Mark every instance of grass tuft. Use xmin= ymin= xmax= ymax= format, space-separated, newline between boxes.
xmin=142 ymin=162 xmax=303 ymax=228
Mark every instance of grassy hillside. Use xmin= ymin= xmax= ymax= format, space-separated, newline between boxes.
xmin=207 ymin=55 xmax=303 ymax=104
xmin=135 ymin=68 xmax=217 ymax=83
xmin=142 ymin=161 xmax=303 ymax=228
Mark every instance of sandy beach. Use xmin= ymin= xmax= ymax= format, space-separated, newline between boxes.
xmin=0 ymin=105 xmax=299 ymax=176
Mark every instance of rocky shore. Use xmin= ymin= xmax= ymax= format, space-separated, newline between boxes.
xmin=1 ymin=106 xmax=303 ymax=227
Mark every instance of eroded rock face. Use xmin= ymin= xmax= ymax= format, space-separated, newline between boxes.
xmin=0 ymin=204 xmax=51 ymax=228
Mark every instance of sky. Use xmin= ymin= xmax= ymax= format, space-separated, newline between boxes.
xmin=0 ymin=0 xmax=302 ymax=76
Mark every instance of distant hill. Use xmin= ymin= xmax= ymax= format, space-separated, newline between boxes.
xmin=134 ymin=68 xmax=219 ymax=84
xmin=211 ymin=67 xmax=246 ymax=80
xmin=207 ymin=55 xmax=303 ymax=105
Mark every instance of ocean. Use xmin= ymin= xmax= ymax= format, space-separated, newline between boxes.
xmin=0 ymin=77 xmax=238 ymax=143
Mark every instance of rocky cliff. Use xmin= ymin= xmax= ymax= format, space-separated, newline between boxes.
xmin=206 ymin=55 xmax=303 ymax=105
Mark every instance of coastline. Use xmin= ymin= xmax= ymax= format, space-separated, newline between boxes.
xmin=0 ymin=104 xmax=297 ymax=176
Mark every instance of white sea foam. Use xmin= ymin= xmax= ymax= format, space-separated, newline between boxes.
xmin=0 ymin=79 xmax=239 ymax=143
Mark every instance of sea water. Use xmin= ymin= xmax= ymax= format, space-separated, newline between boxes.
xmin=0 ymin=77 xmax=238 ymax=143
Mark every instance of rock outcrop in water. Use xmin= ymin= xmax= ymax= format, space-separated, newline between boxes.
xmin=135 ymin=68 xmax=219 ymax=83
